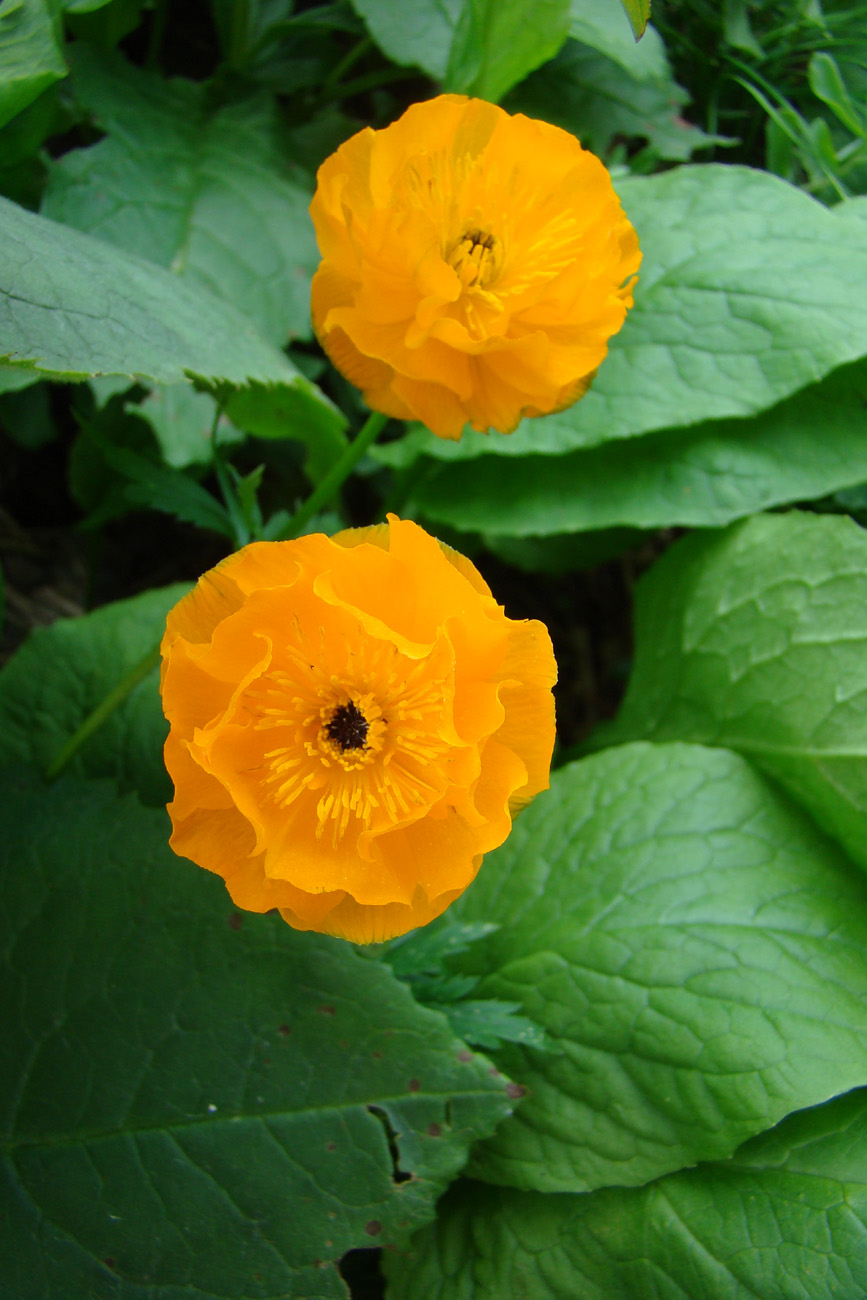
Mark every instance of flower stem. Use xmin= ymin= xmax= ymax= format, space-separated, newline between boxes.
xmin=145 ymin=0 xmax=168 ymax=68
xmin=209 ymin=400 xmax=250 ymax=547
xmin=317 ymin=66 xmax=419 ymax=105
xmin=44 ymin=639 xmax=163 ymax=782
xmin=276 ymin=410 xmax=388 ymax=541
xmin=322 ymin=36 xmax=372 ymax=93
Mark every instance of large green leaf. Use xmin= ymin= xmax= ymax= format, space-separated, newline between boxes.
xmin=444 ymin=0 xmax=571 ymax=103
xmin=0 ymin=774 xmax=515 ymax=1299
xmin=599 ymin=511 xmax=867 ymax=875
xmin=512 ymin=2 xmax=719 ymax=162
xmin=43 ymin=45 xmax=318 ymax=349
xmin=569 ymin=0 xmax=665 ymax=77
xmin=374 ymin=165 xmax=867 ymax=463
xmin=444 ymin=743 xmax=867 ymax=1192
xmin=0 ymin=195 xmax=345 ymax=453
xmin=349 ymin=0 xmax=569 ymax=100
xmin=0 ymin=0 xmax=66 ymax=132
xmin=385 ymin=1090 xmax=867 ymax=1299
xmin=347 ymin=0 xmax=463 ymax=82
xmin=404 ymin=358 xmax=867 ymax=535
xmin=508 ymin=38 xmax=717 ymax=162
xmin=0 ymin=583 xmax=187 ymax=805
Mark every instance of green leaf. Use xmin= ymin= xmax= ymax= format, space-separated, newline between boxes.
xmin=349 ymin=0 xmax=570 ymax=100
xmin=384 ymin=922 xmax=550 ymax=1050
xmin=508 ymin=38 xmax=722 ymax=162
xmin=373 ymin=165 xmax=867 ymax=463
xmin=406 ymin=358 xmax=867 ymax=535
xmin=385 ymin=921 xmax=500 ymax=979
xmin=210 ymin=0 xmax=295 ymax=66
xmin=0 ymin=0 xmax=66 ymax=132
xmin=0 ymin=583 xmax=187 ymax=805
xmin=0 ymin=773 xmax=515 ymax=1298
xmin=44 ymin=45 xmax=319 ymax=349
xmin=63 ymin=0 xmax=143 ymax=48
xmin=444 ymin=742 xmax=867 ymax=1192
xmin=62 ymin=0 xmax=126 ymax=12
xmin=224 ymin=379 xmax=347 ymax=484
xmin=81 ymin=421 xmax=236 ymax=537
xmin=618 ymin=0 xmax=650 ymax=39
xmin=482 ymin=527 xmax=644 ymax=573
xmin=0 ymin=363 xmax=39 ymax=393
xmin=569 ymin=0 xmax=666 ymax=77
xmin=385 ymin=1089 xmax=867 ymax=1299
xmin=428 ymin=1000 xmax=550 ymax=1053
xmin=0 ymin=195 xmax=345 ymax=456
xmin=599 ymin=511 xmax=867 ymax=876
xmin=347 ymin=0 xmax=462 ymax=81
xmin=0 ymin=379 xmax=56 ymax=448
xmin=231 ymin=461 xmax=267 ymax=539
xmin=134 ymin=382 xmax=245 ymax=469
xmin=444 ymin=0 xmax=571 ymax=103
xmin=809 ymin=51 xmax=867 ymax=141
xmin=722 ymin=0 xmax=763 ymax=56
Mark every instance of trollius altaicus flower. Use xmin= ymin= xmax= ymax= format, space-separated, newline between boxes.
xmin=310 ymin=94 xmax=640 ymax=439
xmin=160 ymin=517 xmax=557 ymax=943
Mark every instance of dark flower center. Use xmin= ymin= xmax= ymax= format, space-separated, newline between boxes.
xmin=326 ymin=701 xmax=369 ymax=751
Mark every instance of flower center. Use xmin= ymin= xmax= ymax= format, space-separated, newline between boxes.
xmin=314 ymin=691 xmax=386 ymax=773
xmin=448 ymin=228 xmax=498 ymax=289
xmin=249 ymin=637 xmax=454 ymax=847
xmin=324 ymin=700 xmax=369 ymax=752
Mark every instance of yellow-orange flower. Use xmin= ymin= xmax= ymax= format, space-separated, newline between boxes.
xmin=160 ymin=517 xmax=556 ymax=944
xmin=310 ymin=94 xmax=640 ymax=440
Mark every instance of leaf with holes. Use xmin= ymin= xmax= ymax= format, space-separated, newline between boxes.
xmin=384 ymin=1089 xmax=867 ymax=1299
xmin=0 ymin=774 xmax=515 ymax=1299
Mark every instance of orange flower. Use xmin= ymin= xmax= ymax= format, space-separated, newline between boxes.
xmin=160 ymin=517 xmax=556 ymax=944
xmin=310 ymin=94 xmax=640 ymax=440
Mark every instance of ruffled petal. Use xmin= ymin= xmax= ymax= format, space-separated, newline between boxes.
xmin=160 ymin=518 xmax=557 ymax=944
xmin=309 ymin=94 xmax=640 ymax=439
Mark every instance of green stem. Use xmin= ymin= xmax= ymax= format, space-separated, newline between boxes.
xmin=44 ymin=640 xmax=162 ymax=782
xmin=209 ymin=401 xmax=249 ymax=547
xmin=228 ymin=0 xmax=251 ymax=66
xmin=145 ymin=0 xmax=168 ymax=69
xmin=317 ymin=67 xmax=420 ymax=105
xmin=323 ymin=36 xmax=372 ymax=92
xmin=276 ymin=410 xmax=388 ymax=541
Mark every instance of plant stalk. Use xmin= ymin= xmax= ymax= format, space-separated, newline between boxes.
xmin=44 ymin=640 xmax=163 ymax=782
xmin=275 ymin=410 xmax=388 ymax=541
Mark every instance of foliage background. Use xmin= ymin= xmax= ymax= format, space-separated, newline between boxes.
xmin=3 ymin=0 xmax=867 ymax=1297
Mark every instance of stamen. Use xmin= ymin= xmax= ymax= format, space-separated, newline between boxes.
xmin=449 ymin=228 xmax=498 ymax=288
xmin=245 ymin=634 xmax=458 ymax=846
